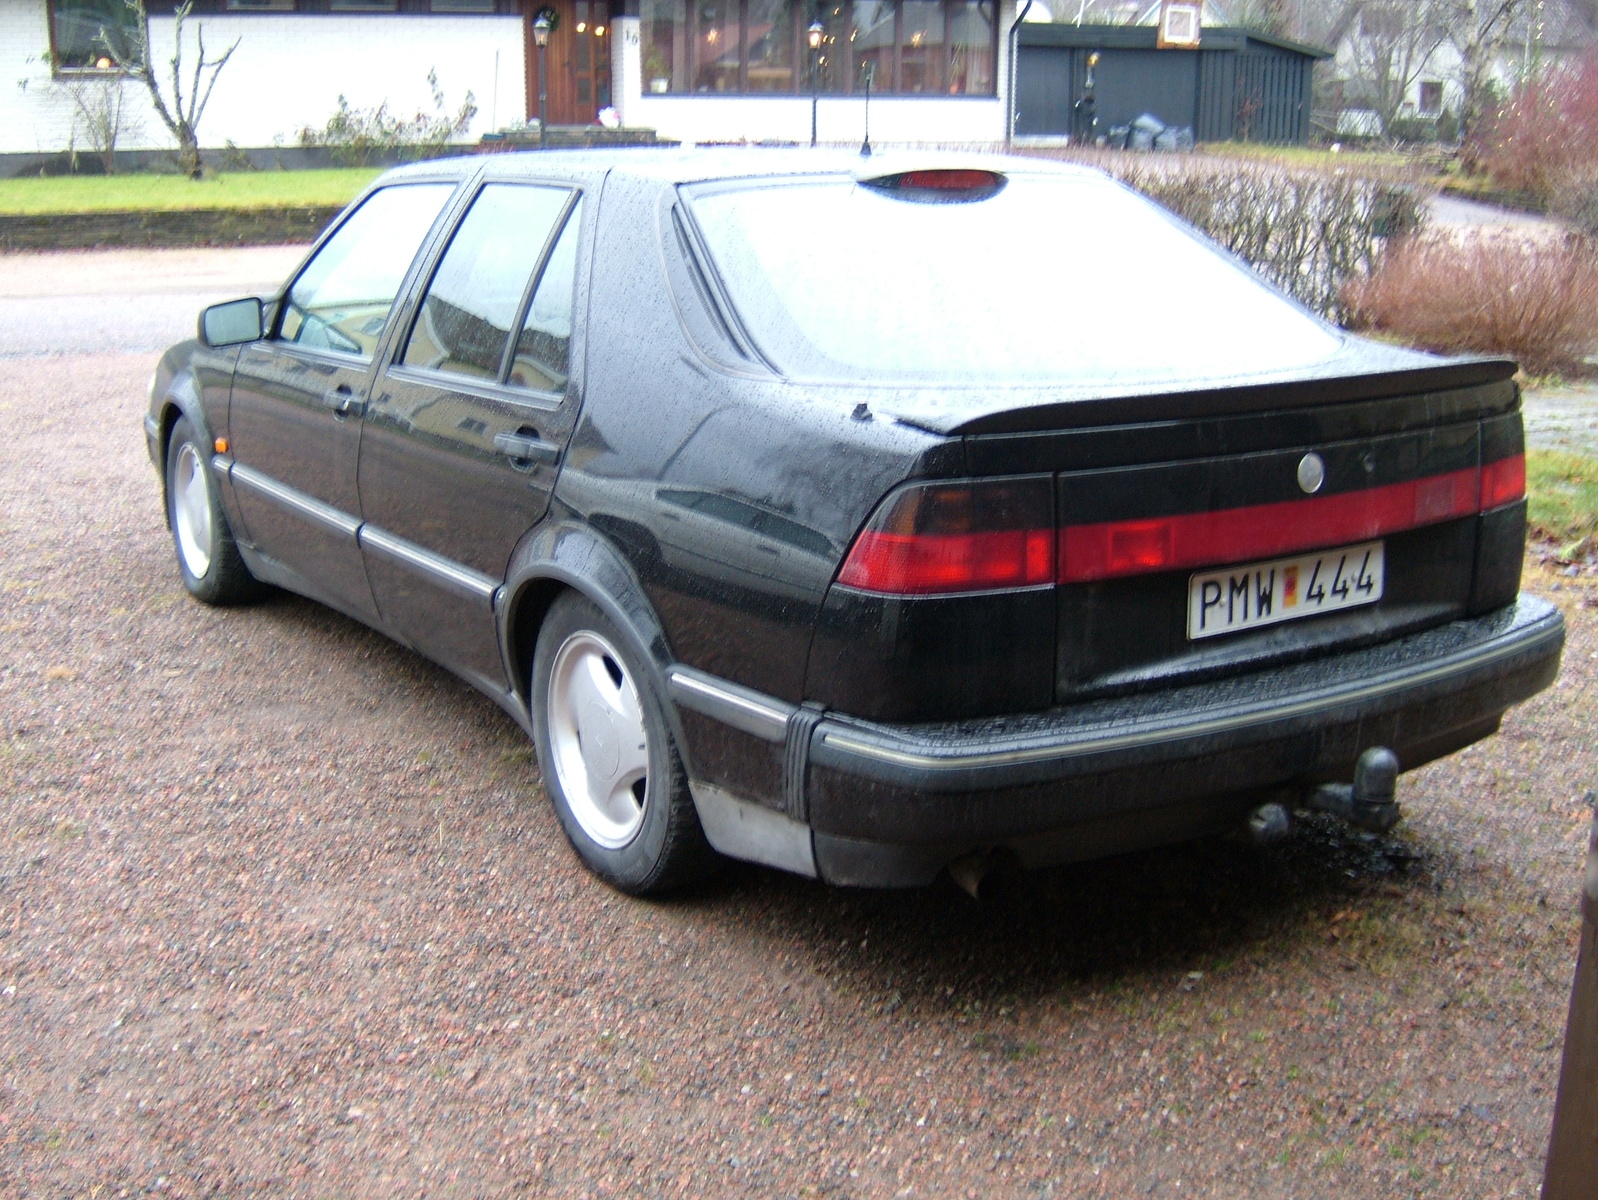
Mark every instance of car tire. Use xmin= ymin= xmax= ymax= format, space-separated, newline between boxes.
xmin=164 ymin=416 xmax=261 ymax=606
xmin=530 ymin=592 xmax=716 ymax=894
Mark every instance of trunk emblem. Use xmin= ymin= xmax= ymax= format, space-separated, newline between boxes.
xmin=1297 ymin=453 xmax=1326 ymax=494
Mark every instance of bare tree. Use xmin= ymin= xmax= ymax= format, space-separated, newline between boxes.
xmin=109 ymin=0 xmax=238 ymax=179
xmin=1450 ymin=0 xmax=1523 ymax=141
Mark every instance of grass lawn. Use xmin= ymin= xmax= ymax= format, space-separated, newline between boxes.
xmin=1527 ymin=449 xmax=1598 ymax=547
xmin=1196 ymin=142 xmax=1427 ymax=173
xmin=0 ymin=169 xmax=383 ymax=214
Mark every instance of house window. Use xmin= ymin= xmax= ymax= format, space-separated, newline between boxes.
xmin=1418 ymin=81 xmax=1443 ymax=116
xmin=431 ymin=0 xmax=498 ymax=10
xmin=48 ymin=0 xmax=145 ymax=70
xmin=225 ymin=1 xmax=297 ymax=10
xmin=640 ymin=0 xmax=995 ymax=96
xmin=329 ymin=0 xmax=399 ymax=11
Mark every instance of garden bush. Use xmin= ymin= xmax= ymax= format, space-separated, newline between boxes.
xmin=1023 ymin=148 xmax=1427 ymax=323
xmin=299 ymin=70 xmax=476 ymax=167
xmin=1343 ymin=231 xmax=1598 ymax=375
xmin=1470 ymin=52 xmax=1598 ymax=204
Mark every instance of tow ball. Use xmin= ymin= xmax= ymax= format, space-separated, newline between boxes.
xmin=1304 ymin=746 xmax=1404 ymax=833
xmin=1245 ymin=747 xmax=1404 ymax=844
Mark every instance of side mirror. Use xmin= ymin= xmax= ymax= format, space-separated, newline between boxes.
xmin=199 ymin=297 xmax=264 ymax=347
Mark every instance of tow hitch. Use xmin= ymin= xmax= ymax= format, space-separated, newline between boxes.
xmin=1244 ymin=747 xmax=1403 ymax=845
xmin=1304 ymin=747 xmax=1403 ymax=833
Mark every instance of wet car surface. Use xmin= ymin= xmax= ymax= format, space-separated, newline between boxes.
xmin=144 ymin=149 xmax=1564 ymax=894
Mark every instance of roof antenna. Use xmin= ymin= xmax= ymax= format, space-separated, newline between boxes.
xmin=860 ymin=61 xmax=874 ymax=157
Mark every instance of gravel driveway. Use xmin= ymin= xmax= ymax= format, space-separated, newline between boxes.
xmin=1 ymin=248 xmax=1596 ymax=1198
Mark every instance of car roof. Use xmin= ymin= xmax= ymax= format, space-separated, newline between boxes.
xmin=378 ymin=147 xmax=1103 ymax=188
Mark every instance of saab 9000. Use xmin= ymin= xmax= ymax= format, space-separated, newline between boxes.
xmin=145 ymin=151 xmax=1564 ymax=894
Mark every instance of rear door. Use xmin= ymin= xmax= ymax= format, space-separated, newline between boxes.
xmin=226 ymin=182 xmax=458 ymax=621
xmin=356 ymin=180 xmax=589 ymax=689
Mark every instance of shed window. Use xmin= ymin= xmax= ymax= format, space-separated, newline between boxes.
xmin=641 ymin=0 xmax=995 ymax=96
xmin=49 ymin=0 xmax=145 ymax=70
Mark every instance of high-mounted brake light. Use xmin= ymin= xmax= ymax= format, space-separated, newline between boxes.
xmin=838 ymin=478 xmax=1053 ymax=595
xmin=859 ymin=169 xmax=1007 ymax=202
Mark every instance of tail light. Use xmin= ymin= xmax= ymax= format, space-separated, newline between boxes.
xmin=1058 ymin=467 xmax=1482 ymax=584
xmin=842 ymin=454 xmax=1527 ymax=595
xmin=1480 ymin=453 xmax=1526 ymax=510
xmin=837 ymin=478 xmax=1053 ymax=595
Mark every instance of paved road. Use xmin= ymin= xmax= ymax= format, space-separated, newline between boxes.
xmin=1428 ymin=193 xmax=1566 ymax=234
xmin=0 ymin=245 xmax=304 ymax=358
xmin=0 ymin=246 xmax=1591 ymax=1198
xmin=1525 ymin=384 xmax=1598 ymax=458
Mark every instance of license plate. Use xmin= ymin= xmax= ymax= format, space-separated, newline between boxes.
xmin=1187 ymin=540 xmax=1384 ymax=640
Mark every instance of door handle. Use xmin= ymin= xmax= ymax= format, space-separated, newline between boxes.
xmin=493 ymin=431 xmax=561 ymax=465
xmin=324 ymin=387 xmax=366 ymax=420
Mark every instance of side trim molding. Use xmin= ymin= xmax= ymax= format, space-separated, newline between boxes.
xmin=666 ymin=666 xmax=795 ymax=743
xmin=229 ymin=463 xmax=360 ymax=539
xmin=689 ymin=781 xmax=817 ymax=878
xmin=358 ymin=526 xmax=498 ymax=608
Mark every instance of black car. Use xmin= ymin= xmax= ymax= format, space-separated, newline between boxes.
xmin=145 ymin=150 xmax=1564 ymax=895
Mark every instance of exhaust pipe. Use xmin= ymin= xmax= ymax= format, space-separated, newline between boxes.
xmin=1305 ymin=747 xmax=1403 ymax=833
xmin=947 ymin=850 xmax=996 ymax=900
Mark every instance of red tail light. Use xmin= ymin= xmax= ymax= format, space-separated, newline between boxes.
xmin=845 ymin=455 xmax=1525 ymax=595
xmin=1480 ymin=453 xmax=1526 ymax=510
xmin=838 ymin=479 xmax=1053 ymax=595
xmin=1059 ymin=467 xmax=1481 ymax=585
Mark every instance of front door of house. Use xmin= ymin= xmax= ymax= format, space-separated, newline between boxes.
xmin=527 ymin=0 xmax=613 ymax=127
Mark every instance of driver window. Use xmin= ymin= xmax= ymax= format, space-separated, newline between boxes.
xmin=279 ymin=183 xmax=455 ymax=359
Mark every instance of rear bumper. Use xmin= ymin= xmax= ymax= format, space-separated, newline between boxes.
xmin=800 ymin=594 xmax=1562 ymax=883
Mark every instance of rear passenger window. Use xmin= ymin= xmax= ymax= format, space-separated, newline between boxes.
xmin=401 ymin=184 xmax=573 ymax=384
xmin=508 ymin=204 xmax=581 ymax=394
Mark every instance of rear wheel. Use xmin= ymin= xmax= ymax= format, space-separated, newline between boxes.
xmin=530 ymin=592 xmax=714 ymax=894
xmin=165 ymin=416 xmax=260 ymax=605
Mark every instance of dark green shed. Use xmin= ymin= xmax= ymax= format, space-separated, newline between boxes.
xmin=1015 ymin=24 xmax=1331 ymax=145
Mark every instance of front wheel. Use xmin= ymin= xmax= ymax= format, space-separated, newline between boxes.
xmin=530 ymin=592 xmax=714 ymax=894
xmin=164 ymin=416 xmax=261 ymax=605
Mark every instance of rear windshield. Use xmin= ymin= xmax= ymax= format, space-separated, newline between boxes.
xmin=684 ymin=172 xmax=1344 ymax=385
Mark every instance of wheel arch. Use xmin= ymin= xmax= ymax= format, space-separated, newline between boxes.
xmin=153 ymin=368 xmax=210 ymax=509
xmin=500 ymin=520 xmax=693 ymax=774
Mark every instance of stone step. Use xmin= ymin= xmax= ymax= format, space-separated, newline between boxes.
xmin=479 ymin=127 xmax=678 ymax=151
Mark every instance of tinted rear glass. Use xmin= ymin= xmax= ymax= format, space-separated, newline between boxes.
xmin=684 ymin=172 xmax=1343 ymax=384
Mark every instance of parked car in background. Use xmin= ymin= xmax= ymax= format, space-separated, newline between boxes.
xmin=145 ymin=150 xmax=1564 ymax=895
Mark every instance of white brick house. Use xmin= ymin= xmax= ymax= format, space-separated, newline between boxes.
xmin=4 ymin=0 xmax=1021 ymax=171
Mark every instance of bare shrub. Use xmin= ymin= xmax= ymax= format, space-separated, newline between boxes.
xmin=1020 ymin=148 xmax=1427 ymax=323
xmin=59 ymin=74 xmax=144 ymax=174
xmin=1470 ymin=51 xmax=1598 ymax=203
xmin=298 ymin=70 xmax=477 ymax=168
xmin=1343 ymin=232 xmax=1598 ymax=375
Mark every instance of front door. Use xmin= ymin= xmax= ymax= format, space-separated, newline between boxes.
xmin=527 ymin=0 xmax=613 ymax=126
xmin=226 ymin=182 xmax=456 ymax=622
xmin=357 ymin=181 xmax=588 ymax=690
